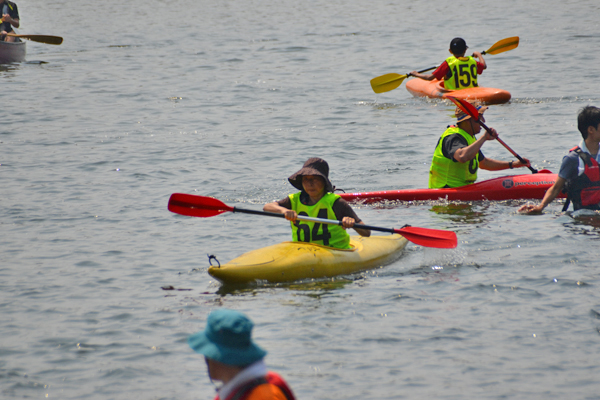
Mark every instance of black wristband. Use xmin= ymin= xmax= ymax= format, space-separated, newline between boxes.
xmin=509 ymin=161 xmax=514 ymax=169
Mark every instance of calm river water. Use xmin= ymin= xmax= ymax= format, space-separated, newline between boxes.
xmin=2 ymin=0 xmax=600 ymax=399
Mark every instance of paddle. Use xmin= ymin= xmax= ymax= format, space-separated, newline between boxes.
xmin=168 ymin=193 xmax=458 ymax=249
xmin=480 ymin=36 xmax=519 ymax=55
xmin=448 ymin=96 xmax=538 ymax=174
xmin=370 ymin=37 xmax=520 ymax=94
xmin=370 ymin=67 xmax=436 ymax=94
xmin=6 ymin=33 xmax=63 ymax=45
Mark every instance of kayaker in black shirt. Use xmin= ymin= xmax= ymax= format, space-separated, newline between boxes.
xmin=429 ymin=104 xmax=530 ymax=188
xmin=264 ymin=157 xmax=370 ymax=249
xmin=0 ymin=0 xmax=19 ymax=42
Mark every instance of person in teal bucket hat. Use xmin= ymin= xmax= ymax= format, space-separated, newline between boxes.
xmin=188 ymin=308 xmax=296 ymax=400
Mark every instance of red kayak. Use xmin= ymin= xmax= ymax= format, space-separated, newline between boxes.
xmin=340 ymin=172 xmax=565 ymax=203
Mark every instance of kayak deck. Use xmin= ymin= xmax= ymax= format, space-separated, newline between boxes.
xmin=340 ymin=172 xmax=565 ymax=203
xmin=208 ymin=234 xmax=408 ymax=284
xmin=406 ymin=78 xmax=511 ymax=105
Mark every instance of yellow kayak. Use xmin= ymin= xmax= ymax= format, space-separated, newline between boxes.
xmin=208 ymin=234 xmax=408 ymax=284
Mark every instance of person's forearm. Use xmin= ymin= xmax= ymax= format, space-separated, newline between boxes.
xmin=411 ymin=72 xmax=435 ymax=81
xmin=453 ymin=136 xmax=485 ymax=163
xmin=473 ymin=51 xmax=486 ymax=69
xmin=480 ymin=158 xmax=530 ymax=171
xmin=538 ymin=183 xmax=564 ymax=211
xmin=480 ymin=158 xmax=509 ymax=171
xmin=264 ymin=202 xmax=287 ymax=214
xmin=478 ymin=55 xmax=486 ymax=69
xmin=519 ymin=178 xmax=566 ymax=214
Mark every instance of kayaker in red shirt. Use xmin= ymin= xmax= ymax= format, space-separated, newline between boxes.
xmin=410 ymin=38 xmax=487 ymax=90
xmin=519 ymin=106 xmax=600 ymax=214
xmin=188 ymin=309 xmax=296 ymax=400
xmin=264 ymin=157 xmax=370 ymax=249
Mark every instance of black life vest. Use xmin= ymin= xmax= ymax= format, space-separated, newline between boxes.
xmin=564 ymin=147 xmax=600 ymax=211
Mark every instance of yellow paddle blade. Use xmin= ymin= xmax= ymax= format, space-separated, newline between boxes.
xmin=484 ymin=36 xmax=519 ymax=55
xmin=370 ymin=73 xmax=407 ymax=94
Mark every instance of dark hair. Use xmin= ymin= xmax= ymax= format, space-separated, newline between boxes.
xmin=577 ymin=106 xmax=600 ymax=139
xmin=450 ymin=38 xmax=467 ymax=56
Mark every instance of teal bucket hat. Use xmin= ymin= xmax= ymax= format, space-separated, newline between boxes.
xmin=188 ymin=309 xmax=267 ymax=367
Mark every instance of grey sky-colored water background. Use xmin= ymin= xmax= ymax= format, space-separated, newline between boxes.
xmin=2 ymin=0 xmax=600 ymax=399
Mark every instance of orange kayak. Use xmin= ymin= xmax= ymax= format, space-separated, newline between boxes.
xmin=406 ymin=78 xmax=511 ymax=105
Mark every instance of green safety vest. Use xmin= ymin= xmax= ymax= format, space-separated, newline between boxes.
xmin=429 ymin=126 xmax=478 ymax=188
xmin=444 ymin=56 xmax=478 ymax=90
xmin=288 ymin=192 xmax=350 ymax=249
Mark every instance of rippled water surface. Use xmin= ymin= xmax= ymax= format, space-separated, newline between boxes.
xmin=2 ymin=0 xmax=600 ymax=399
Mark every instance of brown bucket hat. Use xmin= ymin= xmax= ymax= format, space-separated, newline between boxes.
xmin=288 ymin=157 xmax=334 ymax=193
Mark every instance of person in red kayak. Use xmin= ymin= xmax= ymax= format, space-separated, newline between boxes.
xmin=264 ymin=157 xmax=370 ymax=249
xmin=519 ymin=106 xmax=600 ymax=214
xmin=189 ymin=308 xmax=296 ymax=400
xmin=429 ymin=104 xmax=530 ymax=188
xmin=410 ymin=38 xmax=486 ymax=90
xmin=0 ymin=0 xmax=19 ymax=42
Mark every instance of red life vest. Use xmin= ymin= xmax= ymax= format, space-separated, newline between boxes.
xmin=565 ymin=146 xmax=600 ymax=210
xmin=215 ymin=371 xmax=296 ymax=400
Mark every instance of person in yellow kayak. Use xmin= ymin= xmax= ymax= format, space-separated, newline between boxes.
xmin=410 ymin=38 xmax=486 ymax=90
xmin=0 ymin=0 xmax=19 ymax=42
xmin=188 ymin=308 xmax=296 ymax=400
xmin=264 ymin=157 xmax=370 ymax=249
xmin=519 ymin=106 xmax=600 ymax=214
xmin=429 ymin=104 xmax=530 ymax=188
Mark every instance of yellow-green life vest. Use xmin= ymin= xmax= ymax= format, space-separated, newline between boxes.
xmin=429 ymin=126 xmax=479 ymax=188
xmin=288 ymin=192 xmax=351 ymax=249
xmin=444 ymin=56 xmax=478 ymax=90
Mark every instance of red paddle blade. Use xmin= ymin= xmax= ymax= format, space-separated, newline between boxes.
xmin=447 ymin=96 xmax=479 ymax=120
xmin=168 ymin=193 xmax=234 ymax=218
xmin=396 ymin=226 xmax=458 ymax=249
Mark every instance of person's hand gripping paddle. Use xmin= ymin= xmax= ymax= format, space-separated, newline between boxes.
xmin=448 ymin=96 xmax=539 ymax=174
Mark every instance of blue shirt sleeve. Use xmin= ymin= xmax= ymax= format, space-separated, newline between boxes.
xmin=558 ymin=153 xmax=579 ymax=181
